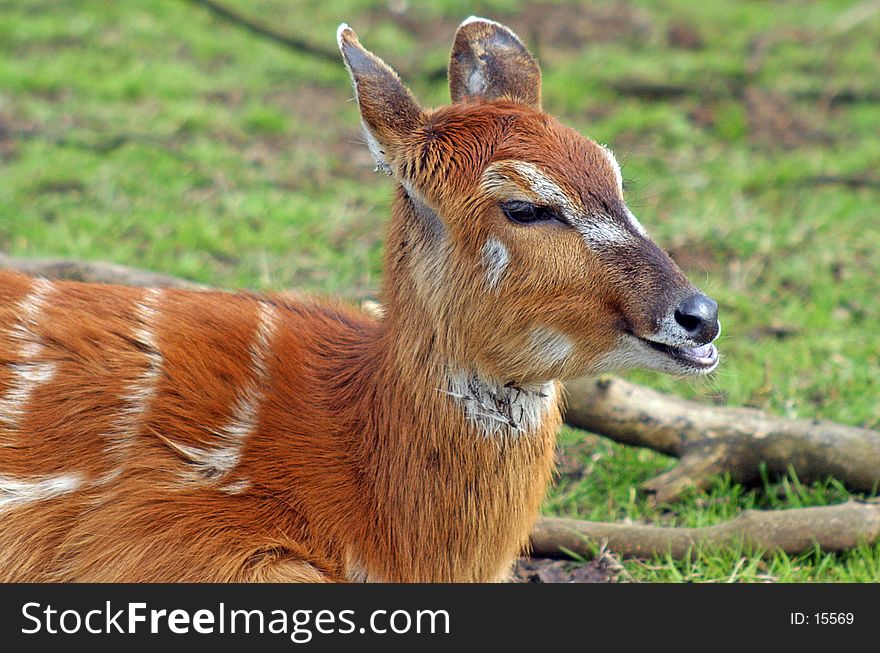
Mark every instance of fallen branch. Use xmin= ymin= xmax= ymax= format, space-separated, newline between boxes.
xmin=532 ymin=500 xmax=880 ymax=559
xmin=564 ymin=376 xmax=880 ymax=504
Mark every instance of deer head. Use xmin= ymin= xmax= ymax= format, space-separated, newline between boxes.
xmin=338 ymin=17 xmax=719 ymax=386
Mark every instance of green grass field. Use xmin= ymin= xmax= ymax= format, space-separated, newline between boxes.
xmin=1 ymin=0 xmax=878 ymax=581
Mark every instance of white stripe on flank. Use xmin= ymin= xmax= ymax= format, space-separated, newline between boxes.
xmin=0 ymin=473 xmax=82 ymax=510
xmin=113 ymin=288 xmax=163 ymax=455
xmin=0 ymin=277 xmax=57 ymax=433
xmin=173 ymin=301 xmax=278 ymax=483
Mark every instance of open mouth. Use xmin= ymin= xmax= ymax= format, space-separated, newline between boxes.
xmin=641 ymin=338 xmax=719 ymax=370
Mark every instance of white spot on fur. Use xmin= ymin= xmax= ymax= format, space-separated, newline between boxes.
xmin=172 ymin=301 xmax=278 ymax=483
xmin=481 ymin=237 xmax=510 ymax=291
xmin=0 ymin=278 xmax=56 ymax=433
xmin=466 ymin=68 xmax=487 ymax=96
xmin=0 ymin=473 xmax=82 ymax=510
xmin=220 ymin=479 xmax=251 ymax=495
xmin=443 ymin=370 xmax=557 ymax=437
xmin=529 ymin=328 xmax=574 ymax=365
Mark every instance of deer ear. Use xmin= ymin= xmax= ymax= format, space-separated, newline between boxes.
xmin=338 ymin=24 xmax=423 ymax=174
xmin=448 ymin=17 xmax=542 ymax=109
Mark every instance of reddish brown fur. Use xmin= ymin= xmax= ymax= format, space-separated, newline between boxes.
xmin=0 ymin=19 xmax=709 ymax=582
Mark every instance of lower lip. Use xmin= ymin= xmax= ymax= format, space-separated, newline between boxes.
xmin=642 ymin=339 xmax=719 ymax=369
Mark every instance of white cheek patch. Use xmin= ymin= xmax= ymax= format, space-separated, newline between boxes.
xmin=481 ymin=237 xmax=510 ymax=291
xmin=529 ymin=328 xmax=574 ymax=366
xmin=444 ymin=370 xmax=558 ymax=438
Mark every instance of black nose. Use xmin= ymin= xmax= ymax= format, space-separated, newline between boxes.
xmin=674 ymin=293 xmax=719 ymax=344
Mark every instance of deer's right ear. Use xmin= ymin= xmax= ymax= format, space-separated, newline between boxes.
xmin=338 ymin=24 xmax=423 ymax=174
xmin=448 ymin=17 xmax=542 ymax=109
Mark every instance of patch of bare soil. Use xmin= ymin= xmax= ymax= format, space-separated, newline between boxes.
xmin=507 ymin=1 xmax=652 ymax=51
xmin=513 ymin=557 xmax=619 ymax=583
xmin=743 ymin=86 xmax=828 ymax=149
xmin=383 ymin=1 xmax=652 ymax=54
xmin=667 ymin=21 xmax=704 ymax=50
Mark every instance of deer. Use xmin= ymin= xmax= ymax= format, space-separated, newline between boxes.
xmin=0 ymin=18 xmax=719 ymax=582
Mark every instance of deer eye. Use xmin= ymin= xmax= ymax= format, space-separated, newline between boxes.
xmin=500 ymin=201 xmax=567 ymax=226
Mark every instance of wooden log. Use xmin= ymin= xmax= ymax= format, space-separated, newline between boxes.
xmin=564 ymin=376 xmax=880 ymax=503
xmin=532 ymin=500 xmax=880 ymax=559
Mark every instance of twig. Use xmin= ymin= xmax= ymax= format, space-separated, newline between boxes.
xmin=532 ymin=500 xmax=880 ymax=559
xmin=610 ymin=79 xmax=880 ymax=105
xmin=800 ymin=175 xmax=880 ymax=190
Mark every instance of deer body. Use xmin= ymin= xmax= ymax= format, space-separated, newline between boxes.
xmin=0 ymin=18 xmax=719 ymax=582
xmin=0 ymin=269 xmax=556 ymax=582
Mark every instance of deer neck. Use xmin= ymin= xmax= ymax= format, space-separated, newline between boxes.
xmin=340 ymin=187 xmax=561 ymax=582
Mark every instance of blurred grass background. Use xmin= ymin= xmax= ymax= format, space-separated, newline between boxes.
xmin=1 ymin=0 xmax=878 ymax=581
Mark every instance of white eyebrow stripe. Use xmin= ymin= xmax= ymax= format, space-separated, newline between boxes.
xmin=483 ymin=159 xmax=638 ymax=248
xmin=482 ymin=161 xmax=581 ymax=218
xmin=507 ymin=161 xmax=580 ymax=216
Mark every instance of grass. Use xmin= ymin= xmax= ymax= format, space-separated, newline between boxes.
xmin=1 ymin=0 xmax=878 ymax=581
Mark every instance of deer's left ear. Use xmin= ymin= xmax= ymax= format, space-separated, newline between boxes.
xmin=448 ymin=17 xmax=542 ymax=109
xmin=338 ymin=24 xmax=423 ymax=174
